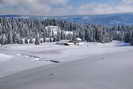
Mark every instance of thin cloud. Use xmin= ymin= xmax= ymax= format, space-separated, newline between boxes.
xmin=77 ymin=0 xmax=133 ymax=15
xmin=0 ymin=0 xmax=133 ymax=16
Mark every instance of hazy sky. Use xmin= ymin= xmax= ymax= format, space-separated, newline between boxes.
xmin=0 ymin=0 xmax=133 ymax=16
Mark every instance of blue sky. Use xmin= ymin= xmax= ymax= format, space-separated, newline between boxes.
xmin=0 ymin=0 xmax=133 ymax=16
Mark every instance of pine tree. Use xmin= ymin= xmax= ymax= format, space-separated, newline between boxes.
xmin=35 ymin=33 xmax=40 ymax=45
xmin=0 ymin=34 xmax=7 ymax=45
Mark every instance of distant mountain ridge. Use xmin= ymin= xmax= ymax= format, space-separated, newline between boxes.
xmin=1 ymin=13 xmax=133 ymax=25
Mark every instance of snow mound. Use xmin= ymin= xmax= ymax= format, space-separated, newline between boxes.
xmin=96 ymin=41 xmax=130 ymax=47
xmin=0 ymin=53 xmax=13 ymax=62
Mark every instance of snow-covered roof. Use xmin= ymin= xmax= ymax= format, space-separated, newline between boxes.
xmin=64 ymin=31 xmax=73 ymax=35
xmin=45 ymin=26 xmax=60 ymax=31
xmin=76 ymin=38 xmax=82 ymax=41
xmin=45 ymin=26 xmax=61 ymax=35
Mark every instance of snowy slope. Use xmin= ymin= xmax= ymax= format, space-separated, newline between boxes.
xmin=0 ymin=42 xmax=133 ymax=89
xmin=0 ymin=53 xmax=13 ymax=62
xmin=0 ymin=41 xmax=132 ymax=78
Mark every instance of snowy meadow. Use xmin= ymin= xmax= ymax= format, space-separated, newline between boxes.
xmin=0 ymin=41 xmax=133 ymax=89
xmin=0 ymin=41 xmax=132 ymax=78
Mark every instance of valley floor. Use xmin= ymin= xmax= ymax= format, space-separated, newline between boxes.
xmin=0 ymin=41 xmax=133 ymax=89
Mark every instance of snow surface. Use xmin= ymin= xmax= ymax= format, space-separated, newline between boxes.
xmin=45 ymin=26 xmax=61 ymax=35
xmin=0 ymin=41 xmax=132 ymax=78
xmin=0 ymin=53 xmax=13 ymax=62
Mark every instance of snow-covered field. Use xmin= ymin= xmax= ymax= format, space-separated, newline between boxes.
xmin=0 ymin=41 xmax=133 ymax=89
xmin=0 ymin=41 xmax=132 ymax=78
xmin=0 ymin=53 xmax=13 ymax=62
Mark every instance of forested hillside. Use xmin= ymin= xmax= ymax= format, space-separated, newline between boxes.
xmin=0 ymin=17 xmax=133 ymax=45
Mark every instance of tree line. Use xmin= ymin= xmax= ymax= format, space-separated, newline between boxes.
xmin=0 ymin=17 xmax=133 ymax=45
